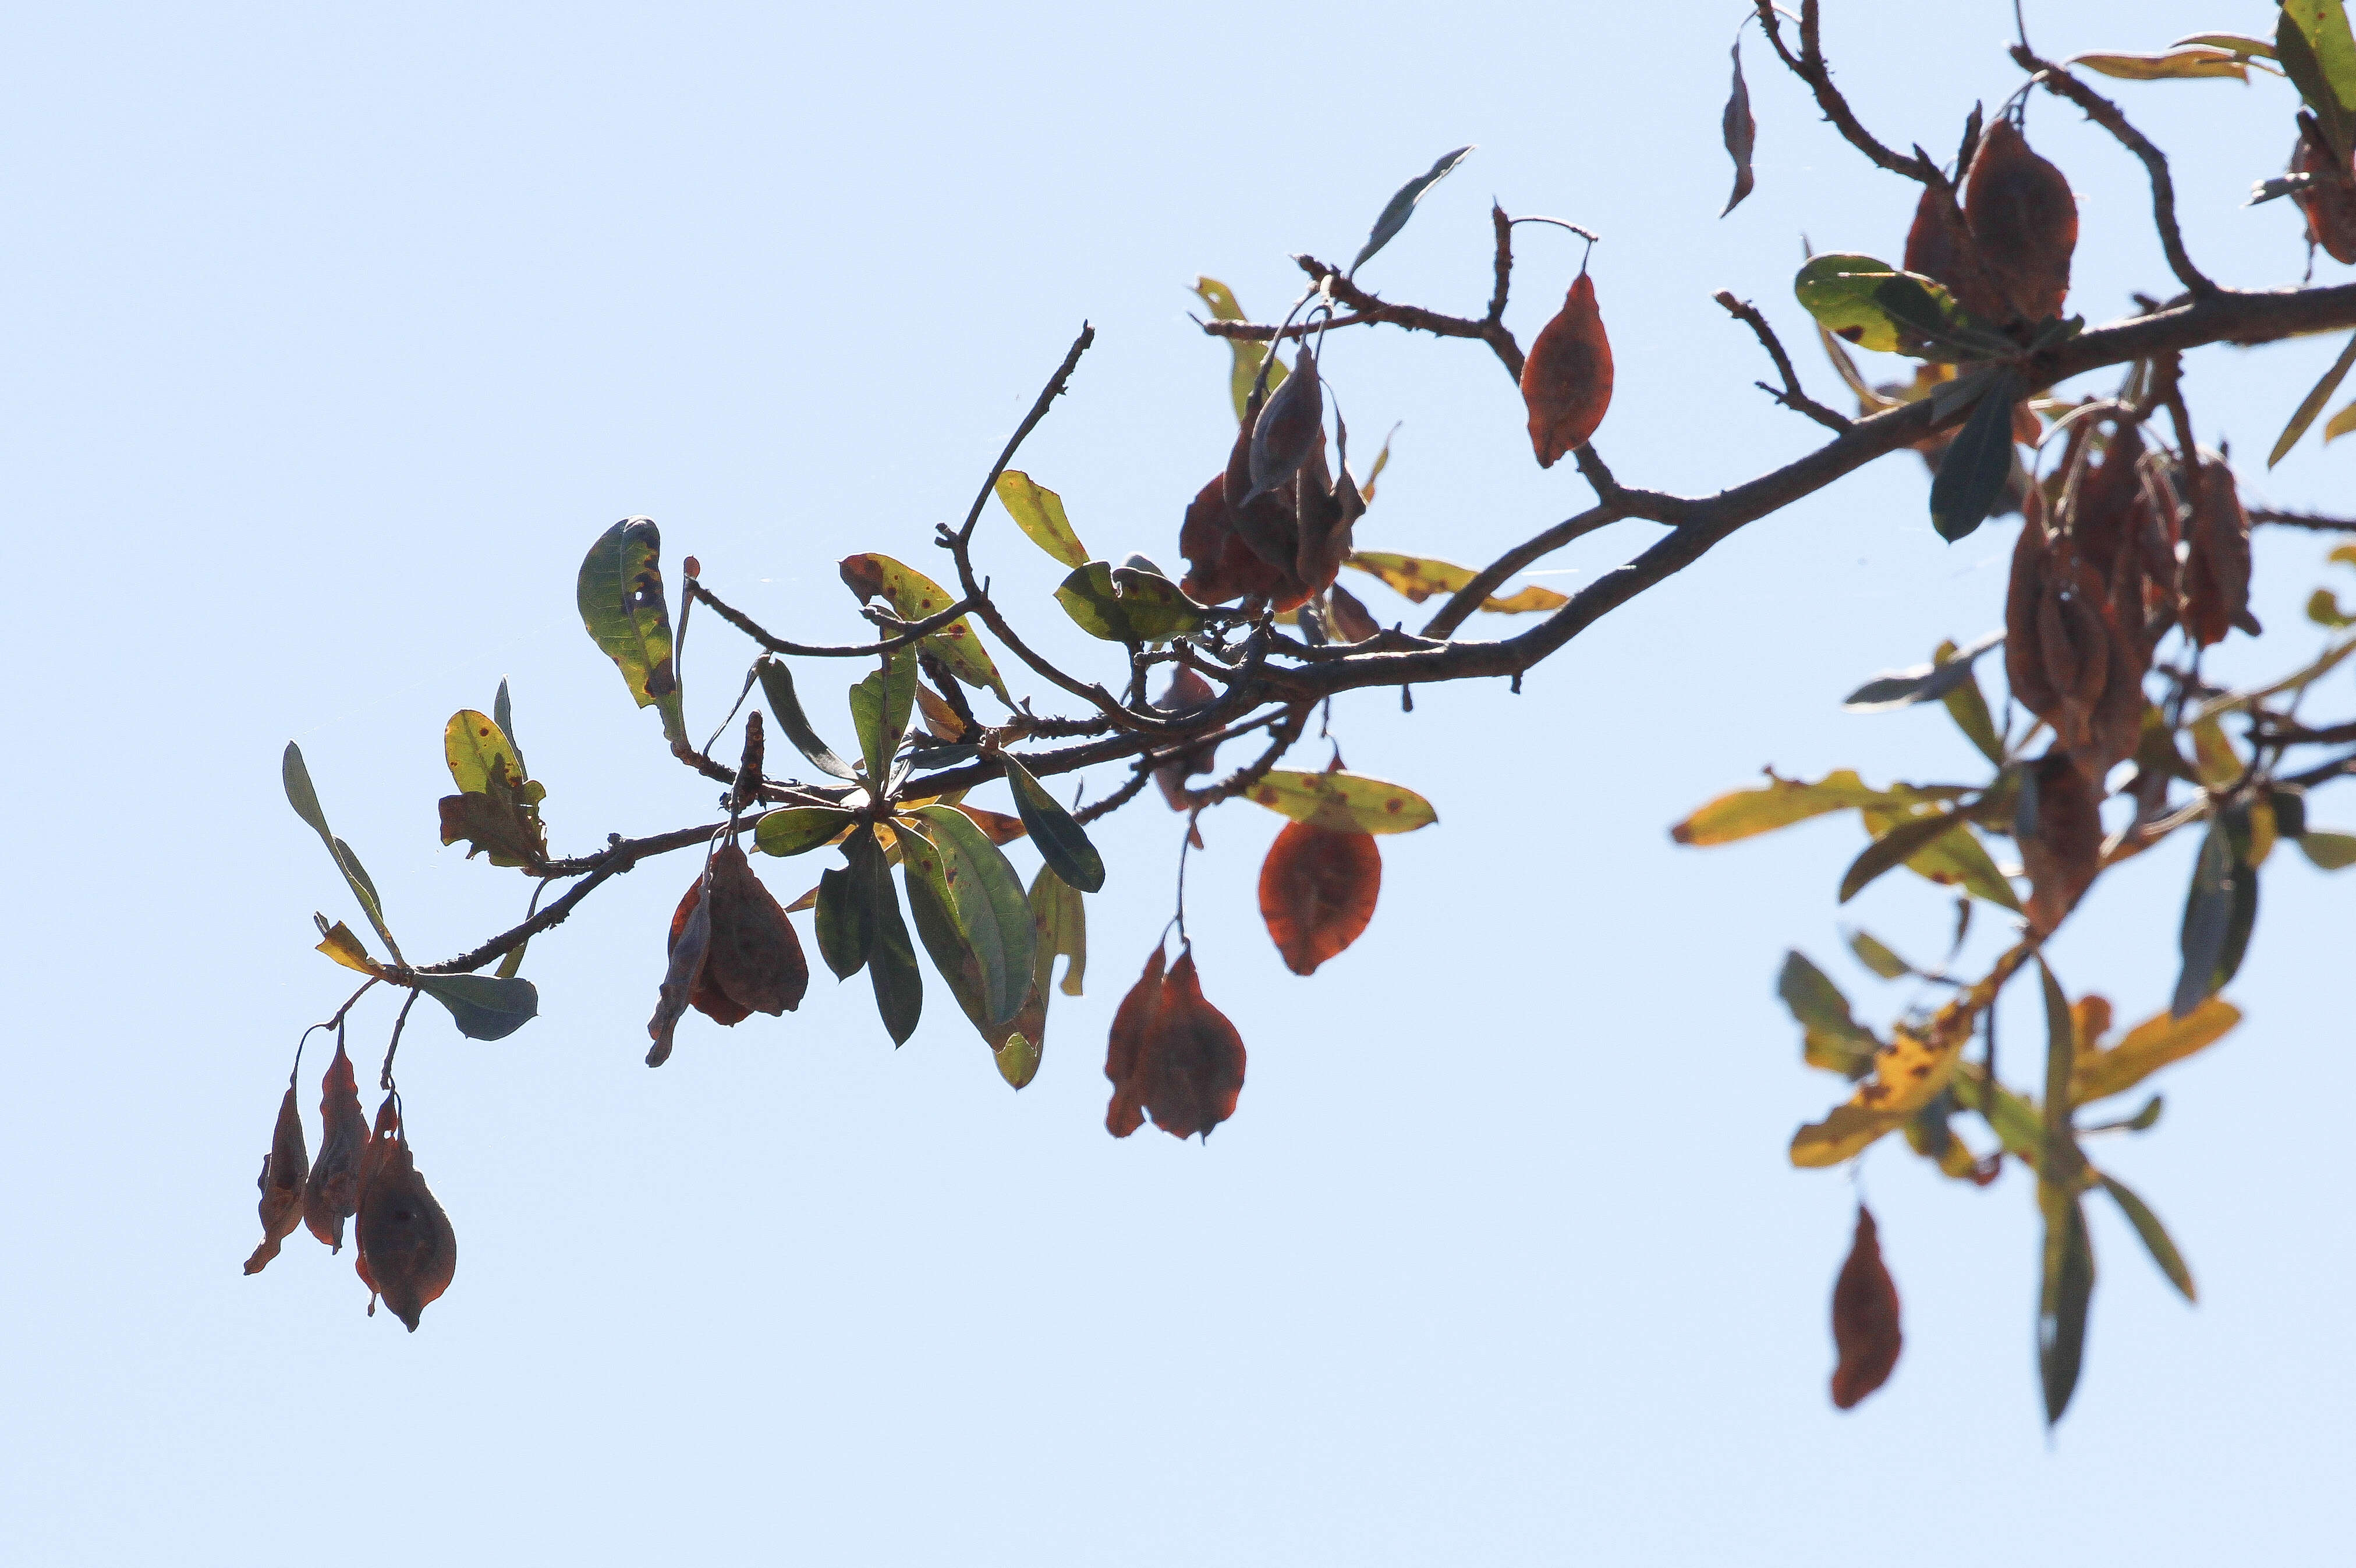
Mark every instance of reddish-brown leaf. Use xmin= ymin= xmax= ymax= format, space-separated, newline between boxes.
xmin=1246 ymin=343 xmax=1324 ymax=505
xmin=1326 ymin=582 xmax=1380 ymax=643
xmin=1258 ymin=821 xmax=1381 ymax=976
xmin=2021 ymin=749 xmax=2105 ymax=936
xmin=2006 ymin=494 xmax=2147 ymax=782
xmin=302 ymin=1039 xmax=369 ymax=1252
xmin=1830 ymin=1204 xmax=1903 ymax=1410
xmin=1292 ymin=430 xmax=1356 ymax=599
xmin=697 ymin=842 xmax=810 ymax=1019
xmin=242 ymin=1084 xmax=311 ymax=1276
xmin=2181 ymin=456 xmax=2254 ymax=648
xmin=1103 ymin=943 xmax=1247 ymax=1141
xmin=354 ymin=1102 xmax=456 ymax=1333
xmin=1152 ymin=668 xmax=1221 ymax=817
xmin=1901 ymin=184 xmax=2008 ymax=324
xmin=649 ymin=865 xmax=715 ymax=1066
xmin=1521 ymin=271 xmax=1614 ymax=467
xmin=1963 ymin=118 xmax=2077 ymax=324
xmin=2293 ymin=119 xmax=2356 ymax=265
xmin=1178 ymin=471 xmax=1294 ymax=608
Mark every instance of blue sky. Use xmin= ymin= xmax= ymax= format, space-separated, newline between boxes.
xmin=4 ymin=2 xmax=2351 ymax=1562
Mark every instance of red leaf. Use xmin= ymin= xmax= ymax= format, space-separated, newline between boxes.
xmin=2020 ymin=749 xmax=2103 ymax=936
xmin=1902 ymin=183 xmax=2008 ymax=325
xmin=353 ymin=1099 xmax=456 ymax=1333
xmin=242 ymin=1084 xmax=310 ymax=1276
xmin=1830 ymin=1204 xmax=1903 ymax=1409
xmin=694 ymin=843 xmax=810 ymax=1021
xmin=1258 ymin=821 xmax=1381 ymax=975
xmin=1521 ymin=272 xmax=1614 ymax=467
xmin=2293 ymin=119 xmax=2356 ymax=265
xmin=1103 ymin=943 xmax=1247 ymax=1140
xmin=1962 ymin=118 xmax=2077 ymax=324
xmin=2181 ymin=456 xmax=2253 ymax=648
xmin=302 ymin=1040 xmax=369 ymax=1253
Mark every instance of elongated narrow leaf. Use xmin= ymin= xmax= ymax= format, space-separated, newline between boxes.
xmin=2074 ymin=997 xmax=2241 ymax=1101
xmin=2037 ymin=1184 xmax=2096 ymax=1427
xmin=2173 ymin=820 xmax=2255 ymax=1016
xmin=994 ymin=471 xmax=1090 ymax=568
xmin=2038 ymin=957 xmax=2077 ymax=1177
xmin=1031 ymin=864 xmax=1087 ymax=997
xmin=1349 ymin=145 xmax=1474 ymax=277
xmin=1839 ymin=811 xmax=1969 ymax=902
xmin=864 ymin=842 xmax=923 ymax=1045
xmin=1846 ymin=929 xmax=1913 ymax=980
xmin=816 ymin=832 xmax=884 ymax=980
xmin=2068 ymin=48 xmax=2248 ymax=80
xmin=1720 ymin=39 xmax=1756 ymax=216
xmin=1777 ymin=951 xmax=1879 ymax=1077
xmin=1939 ymin=648 xmax=2007 ymax=766
xmin=1243 ymin=770 xmax=1436 ymax=835
xmin=2100 ymin=1174 xmax=2196 ymax=1301
xmin=1859 ymin=805 xmax=2018 ymax=909
xmin=576 ymin=517 xmax=686 ymax=745
xmin=1191 ymin=276 xmax=1288 ymax=424
xmin=282 ymin=742 xmax=403 ymax=964
xmin=1671 ymin=769 xmax=1967 ymax=846
xmin=753 ymin=806 xmax=857 ymax=857
xmin=901 ymin=832 xmax=1041 ymax=1077
xmin=2325 ymin=398 xmax=2356 ymax=442
xmin=2268 ymin=332 xmax=2356 ymax=467
xmin=1343 ymin=552 xmax=1568 ymax=614
xmin=2173 ymin=31 xmax=2274 ymax=58
xmin=757 ymin=659 xmax=857 ymax=781
xmin=1929 ymin=370 xmax=2023 ymax=542
xmin=411 ymin=974 xmax=540 ymax=1041
xmin=494 ymin=677 xmax=522 ymax=775
xmin=1000 ymin=755 xmax=1104 ymax=893
xmin=2280 ymin=3 xmax=2356 ymax=161
xmin=839 ymin=553 xmax=1008 ymax=704
xmin=1054 ymin=561 xmax=1213 ymax=643
xmin=905 ymin=804 xmax=1037 ymax=1028
xmin=1841 ymin=631 xmax=2004 ymax=709
xmin=848 ymin=650 xmax=917 ymax=787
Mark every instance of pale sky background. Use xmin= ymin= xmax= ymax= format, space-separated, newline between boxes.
xmin=5 ymin=2 xmax=2352 ymax=1563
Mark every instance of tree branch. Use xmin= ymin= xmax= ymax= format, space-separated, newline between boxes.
xmin=688 ymin=580 xmax=982 ymax=658
xmin=1756 ymin=0 xmax=1945 ymax=188
xmin=1714 ymin=290 xmax=1852 ymax=432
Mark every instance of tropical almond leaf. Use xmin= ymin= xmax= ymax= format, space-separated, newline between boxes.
xmin=1054 ymin=560 xmax=1213 ymax=644
xmin=1344 ymin=551 xmax=1568 ymax=614
xmin=282 ymin=742 xmax=403 ymax=964
xmin=1349 ymin=145 xmax=1474 ymax=278
xmin=576 ymin=517 xmax=686 ymax=746
xmin=753 ymin=806 xmax=858 ymax=857
xmin=1244 ymin=769 xmax=1436 ymax=835
xmin=314 ymin=918 xmax=385 ymax=977
xmin=443 ymin=710 xmax=525 ymax=795
xmin=848 ymin=650 xmax=917 ymax=788
xmin=905 ymin=804 xmax=1038 ymax=1030
xmin=1928 ymin=368 xmax=2024 ymax=542
xmin=756 ymin=658 xmax=857 ymax=781
xmin=1191 ymin=276 xmax=1287 ymax=424
xmin=1000 ymin=755 xmax=1105 ymax=893
xmin=411 ymin=973 xmax=540 ymax=1041
xmin=994 ymin=471 xmax=1090 ymax=569
xmin=839 ymin=553 xmax=1008 ymax=705
xmin=2072 ymin=997 xmax=2241 ymax=1102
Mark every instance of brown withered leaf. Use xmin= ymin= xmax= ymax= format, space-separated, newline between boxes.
xmin=649 ymin=863 xmax=716 ymax=1066
xmin=1292 ymin=430 xmax=1355 ymax=599
xmin=1103 ymin=942 xmax=1247 ymax=1141
xmin=354 ymin=1105 xmax=456 ymax=1332
xmin=1259 ymin=821 xmax=1381 ymax=976
xmin=1963 ymin=118 xmax=2077 ymax=324
xmin=2293 ymin=117 xmax=2356 ymax=265
xmin=1521 ymin=271 xmax=1614 ymax=467
xmin=952 ymin=804 xmax=1027 ymax=846
xmin=2006 ymin=499 xmax=2145 ymax=781
xmin=1830 ymin=1204 xmax=1902 ymax=1410
xmin=1246 ymin=343 xmax=1324 ymax=505
xmin=1179 ymin=470 xmax=1289 ymax=607
xmin=1152 ymin=668 xmax=1221 ymax=817
xmin=1902 ymin=183 xmax=2007 ymax=324
xmin=2020 ymin=749 xmax=2105 ymax=936
xmin=2181 ymin=456 xmax=2254 ymax=647
xmin=1326 ymin=582 xmax=1380 ymax=643
xmin=243 ymin=1085 xmax=311 ymax=1275
xmin=302 ymin=1040 xmax=369 ymax=1252
xmin=702 ymin=843 xmax=810 ymax=1018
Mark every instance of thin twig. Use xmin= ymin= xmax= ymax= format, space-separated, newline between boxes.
xmin=2251 ymin=508 xmax=2356 ymax=532
xmin=1421 ymin=505 xmax=1627 ymax=639
xmin=688 ymin=580 xmax=982 ymax=658
xmin=1756 ymin=0 xmax=1944 ymax=188
xmin=1714 ymin=290 xmax=1851 ymax=431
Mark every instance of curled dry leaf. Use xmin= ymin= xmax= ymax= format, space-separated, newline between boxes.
xmin=1326 ymin=582 xmax=1380 ymax=643
xmin=2020 ymin=749 xmax=2105 ymax=936
xmin=1152 ymin=668 xmax=1221 ymax=815
xmin=1246 ymin=343 xmax=1324 ymax=505
xmin=302 ymin=1039 xmax=369 ymax=1252
xmin=1103 ymin=942 xmax=1247 ymax=1141
xmin=243 ymin=1085 xmax=311 ymax=1276
xmin=1258 ymin=821 xmax=1381 ymax=976
xmin=687 ymin=843 xmax=810 ymax=1024
xmin=1962 ymin=118 xmax=2077 ymax=324
xmin=1830 ymin=1204 xmax=1903 ymax=1410
xmin=1521 ymin=271 xmax=1614 ymax=467
xmin=1902 ymin=183 xmax=2008 ymax=325
xmin=2180 ymin=456 xmax=2254 ymax=647
xmin=647 ymin=861 xmax=715 ymax=1067
xmin=2292 ymin=118 xmax=2356 ymax=264
xmin=1179 ymin=470 xmax=1294 ymax=608
xmin=353 ymin=1097 xmax=456 ymax=1332
xmin=1719 ymin=37 xmax=1756 ymax=218
xmin=2005 ymin=495 xmax=2145 ymax=781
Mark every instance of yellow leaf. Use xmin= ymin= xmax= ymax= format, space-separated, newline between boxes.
xmin=915 ymin=684 xmax=968 ymax=740
xmin=1791 ymin=953 xmax=2021 ymax=1168
xmin=2072 ymin=999 xmax=2241 ymax=1104
xmin=1344 ymin=552 xmax=1568 ymax=615
xmin=444 ymin=710 xmax=523 ymax=795
xmin=2068 ymin=48 xmax=2248 ymax=81
xmin=1244 ymin=770 xmax=1437 ymax=834
xmin=2326 ymin=398 xmax=2356 ymax=442
xmin=993 ymin=471 xmax=1090 ymax=569
xmin=2191 ymin=714 xmax=2240 ymax=790
xmin=839 ymin=553 xmax=1009 ymax=704
xmin=314 ymin=920 xmax=385 ymax=977
xmin=1192 ymin=276 xmax=1287 ymax=424
xmin=1671 ymin=769 xmax=1963 ymax=846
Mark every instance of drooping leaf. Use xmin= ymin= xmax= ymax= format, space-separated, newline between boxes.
xmin=682 ymin=843 xmax=809 ymax=1022
xmin=816 ymin=831 xmax=885 ymax=980
xmin=1928 ymin=369 xmax=2025 ymax=542
xmin=2099 ymin=1173 xmax=2196 ymax=1302
xmin=1829 ymin=1205 xmax=1902 ymax=1409
xmin=1840 ymin=630 xmax=2004 ymax=710
xmin=1521 ymin=270 xmax=1615 ymax=467
xmin=901 ymin=832 xmax=1043 ymax=1079
xmin=314 ymin=918 xmax=384 ymax=977
xmin=1348 ymin=144 xmax=1475 ymax=277
xmin=1246 ymin=340 xmax=1324 ymax=502
xmin=575 ymin=517 xmax=686 ymax=746
xmin=1671 ymin=769 xmax=1967 ymax=846
xmin=437 ymin=778 xmax=548 ymax=869
xmin=2036 ymin=1181 xmax=2096 ymax=1427
xmin=753 ymin=806 xmax=858 ymax=857
xmin=862 ymin=837 xmax=923 ymax=1046
xmin=756 ymin=658 xmax=858 ymax=781
xmin=1962 ymin=119 xmax=2078 ymax=325
xmin=1030 ymin=864 xmax=1087 ymax=998
xmin=2300 ymin=828 xmax=2356 ymax=869
xmin=1103 ymin=942 xmax=1248 ymax=1141
xmin=1939 ymin=646 xmax=2007 ymax=767
xmin=1720 ymin=38 xmax=1756 ymax=216
xmin=1054 ymin=560 xmax=1214 ymax=643
xmin=994 ymin=470 xmax=1090 ymax=569
xmin=904 ymin=804 xmax=1037 ymax=1029
xmin=848 ymin=649 xmax=918 ymax=788
xmin=2272 ymin=332 xmax=2356 ymax=469
xmin=648 ymin=864 xmax=713 ymax=1066
xmin=839 ymin=554 xmax=1008 ymax=705
xmin=1259 ymin=822 xmax=1381 ymax=976
xmin=303 ymin=1040 xmax=369 ymax=1252
xmin=283 ymin=742 xmax=403 ymax=964
xmin=353 ymin=1105 xmax=456 ymax=1333
xmin=999 ymin=754 xmax=1106 ymax=893
xmin=1243 ymin=769 xmax=1436 ymax=835
xmin=243 ymin=1085 xmax=311 ymax=1276
xmin=1846 ymin=929 xmax=1914 ymax=981
xmin=2172 ymin=819 xmax=2256 ymax=1017
xmin=1191 ymin=276 xmax=1288 ymax=424
xmin=1344 ymin=551 xmax=1568 ymax=614
xmin=2072 ymin=997 xmax=2241 ymax=1102
xmin=1777 ymin=951 xmax=1880 ymax=1077
xmin=2068 ymin=48 xmax=2249 ymax=81
xmin=2281 ymin=0 xmax=2356 ymax=161
xmin=412 ymin=974 xmax=540 ymax=1041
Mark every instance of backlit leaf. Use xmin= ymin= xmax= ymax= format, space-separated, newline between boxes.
xmin=1243 ymin=769 xmax=1436 ymax=835
xmin=902 ymin=828 xmax=1043 ymax=1079
xmin=1929 ymin=369 xmax=2024 ymax=542
xmin=905 ymin=804 xmax=1037 ymax=1029
xmin=1670 ymin=769 xmax=1969 ymax=846
xmin=314 ymin=918 xmax=384 ymax=977
xmin=1777 ymin=951 xmax=1879 ymax=1077
xmin=757 ymin=658 xmax=857 ymax=781
xmin=848 ymin=650 xmax=918 ymax=787
xmin=2172 ymin=820 xmax=2256 ymax=1016
xmin=444 ymin=710 xmax=525 ymax=795
xmin=753 ymin=806 xmax=858 ymax=857
xmin=1001 ymin=754 xmax=1106 ymax=893
xmin=412 ymin=974 xmax=540 ymax=1041
xmin=1031 ymin=864 xmax=1087 ymax=998
xmin=1792 ymin=254 xmax=2011 ymax=360
xmin=2036 ymin=1182 xmax=2096 ymax=1427
xmin=576 ymin=517 xmax=686 ymax=746
xmin=1841 ymin=630 xmax=2004 ymax=710
xmin=1791 ymin=963 xmax=2004 ymax=1167
xmin=2068 ymin=48 xmax=2248 ymax=80
xmin=1054 ymin=560 xmax=1214 ymax=643
xmin=2073 ymin=997 xmax=2241 ymax=1102
xmin=2268 ymin=331 xmax=2356 ymax=467
xmin=1846 ymin=929 xmax=1913 ymax=980
xmin=994 ymin=471 xmax=1090 ymax=569
xmin=1720 ymin=38 xmax=1756 ymax=217
xmin=1191 ymin=276 xmax=1287 ymax=424
xmin=2299 ymin=829 xmax=2356 ymax=868
xmin=1344 ymin=551 xmax=1568 ymax=614
xmin=1259 ymin=822 xmax=1381 ymax=976
xmin=2325 ymin=398 xmax=2356 ymax=441
xmin=282 ymin=742 xmax=403 ymax=964
xmin=839 ymin=553 xmax=1008 ymax=705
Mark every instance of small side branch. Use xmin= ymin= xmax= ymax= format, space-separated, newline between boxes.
xmin=2251 ymin=508 xmax=2356 ymax=532
xmin=1292 ymin=253 xmax=1525 ymax=384
xmin=1757 ymin=0 xmax=1944 ymax=188
xmin=1714 ymin=290 xmax=1852 ymax=432
xmin=689 ymin=580 xmax=981 ymax=658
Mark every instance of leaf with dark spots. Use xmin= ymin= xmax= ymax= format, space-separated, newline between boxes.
xmin=839 ymin=552 xmax=1008 ymax=704
xmin=354 ymin=1102 xmax=455 ymax=1333
xmin=1830 ymin=1205 xmax=1902 ymax=1409
xmin=437 ymin=782 xmax=548 ymax=870
xmin=243 ymin=1085 xmax=310 ymax=1276
xmin=576 ymin=517 xmax=686 ymax=745
xmin=303 ymin=1040 xmax=368 ymax=1253
xmin=1521 ymin=272 xmax=1613 ymax=467
xmin=1720 ymin=38 xmax=1756 ymax=217
xmin=1102 ymin=942 xmax=1247 ymax=1141
xmin=1055 ymin=560 xmax=1215 ymax=644
xmin=1258 ymin=821 xmax=1380 ymax=976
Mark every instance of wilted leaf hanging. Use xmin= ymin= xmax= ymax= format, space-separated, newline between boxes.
xmin=1521 ymin=272 xmax=1613 ymax=467
xmin=1246 ymin=343 xmax=1324 ymax=503
xmin=1258 ymin=821 xmax=1381 ymax=975
xmin=1104 ymin=942 xmax=1248 ymax=1141
xmin=242 ymin=1085 xmax=311 ymax=1276
xmin=576 ymin=517 xmax=686 ymax=746
xmin=2019 ymin=749 xmax=2104 ymax=935
xmin=354 ymin=1098 xmax=457 ymax=1333
xmin=1720 ymin=39 xmax=1756 ymax=217
xmin=1829 ymin=1205 xmax=1902 ymax=1409
xmin=1962 ymin=118 xmax=2077 ymax=325
xmin=2290 ymin=118 xmax=2356 ymax=262
xmin=2180 ymin=458 xmax=2254 ymax=647
xmin=648 ymin=857 xmax=715 ymax=1066
xmin=302 ymin=1040 xmax=368 ymax=1253
xmin=675 ymin=843 xmax=809 ymax=1028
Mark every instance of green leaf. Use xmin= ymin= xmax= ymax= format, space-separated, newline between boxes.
xmin=1191 ymin=276 xmax=1287 ymax=425
xmin=753 ymin=806 xmax=857 ymax=857
xmin=756 ymin=658 xmax=858 ymax=781
xmin=1839 ymin=810 xmax=1969 ymax=902
xmin=1000 ymin=755 xmax=1104 ymax=893
xmin=904 ymin=804 xmax=1037 ymax=1028
xmin=848 ymin=650 xmax=918 ymax=789
xmin=994 ymin=471 xmax=1090 ymax=569
xmin=2280 ymin=2 xmax=2356 ymax=160
xmin=1929 ymin=369 xmax=2024 ymax=542
xmin=2075 ymin=998 xmax=2241 ymax=1102
xmin=1941 ymin=662 xmax=2006 ymax=768
xmin=575 ymin=517 xmax=686 ymax=746
xmin=493 ymin=677 xmax=523 ymax=777
xmin=282 ymin=742 xmax=403 ymax=965
xmin=444 ymin=709 xmax=524 ymax=796
xmin=1348 ymin=145 xmax=1475 ymax=278
xmin=2172 ymin=819 xmax=2256 ymax=1017
xmin=2099 ymin=1173 xmax=2197 ymax=1301
xmin=2038 ymin=957 xmax=2077 ymax=1174
xmin=410 ymin=974 xmax=540 ymax=1041
xmin=1670 ymin=769 xmax=1968 ymax=846
xmin=2306 ymin=587 xmax=2353 ymax=628
xmin=1846 ymin=928 xmax=1914 ymax=980
xmin=2268 ymin=332 xmax=2356 ymax=467
xmin=1792 ymin=254 xmax=2013 ymax=360
xmin=2299 ymin=828 xmax=2356 ymax=868
xmin=839 ymin=554 xmax=1008 ymax=705
xmin=863 ymin=840 xmax=923 ymax=1046
xmin=1053 ymin=560 xmax=1214 ymax=643
xmin=2172 ymin=31 xmax=2276 ymax=58
xmin=2036 ymin=1183 xmax=2096 ymax=1427
xmin=901 ymin=836 xmax=1041 ymax=1077
xmin=816 ymin=832 xmax=884 ymax=980
xmin=1777 ymin=951 xmax=1879 ymax=1076
xmin=1344 ymin=551 xmax=1568 ymax=614
xmin=1031 ymin=864 xmax=1087 ymax=998
xmin=1243 ymin=769 xmax=1437 ymax=834
xmin=2068 ymin=48 xmax=2249 ymax=80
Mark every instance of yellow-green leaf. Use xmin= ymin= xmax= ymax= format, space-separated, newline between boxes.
xmin=839 ymin=553 xmax=1009 ymax=705
xmin=2190 ymin=714 xmax=2241 ymax=790
xmin=1243 ymin=770 xmax=1437 ymax=834
xmin=2309 ymin=588 xmax=2353 ymax=628
xmin=1192 ymin=276 xmax=1287 ymax=424
xmin=1670 ymin=769 xmax=1967 ymax=847
xmin=994 ymin=471 xmax=1090 ymax=569
xmin=2069 ymin=48 xmax=2248 ymax=81
xmin=1344 ymin=552 xmax=1569 ymax=615
xmin=576 ymin=517 xmax=686 ymax=746
xmin=2072 ymin=998 xmax=2241 ymax=1102
xmin=2100 ymin=1173 xmax=2196 ymax=1301
xmin=1859 ymin=804 xmax=2021 ymax=909
xmin=2325 ymin=397 xmax=2356 ymax=441
xmin=1791 ymin=1020 xmax=1971 ymax=1166
xmin=2268 ymin=332 xmax=2356 ymax=467
xmin=313 ymin=918 xmax=384 ymax=977
xmin=1777 ymin=950 xmax=1879 ymax=1077
xmin=444 ymin=709 xmax=525 ymax=795
xmin=2300 ymin=829 xmax=2356 ymax=869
